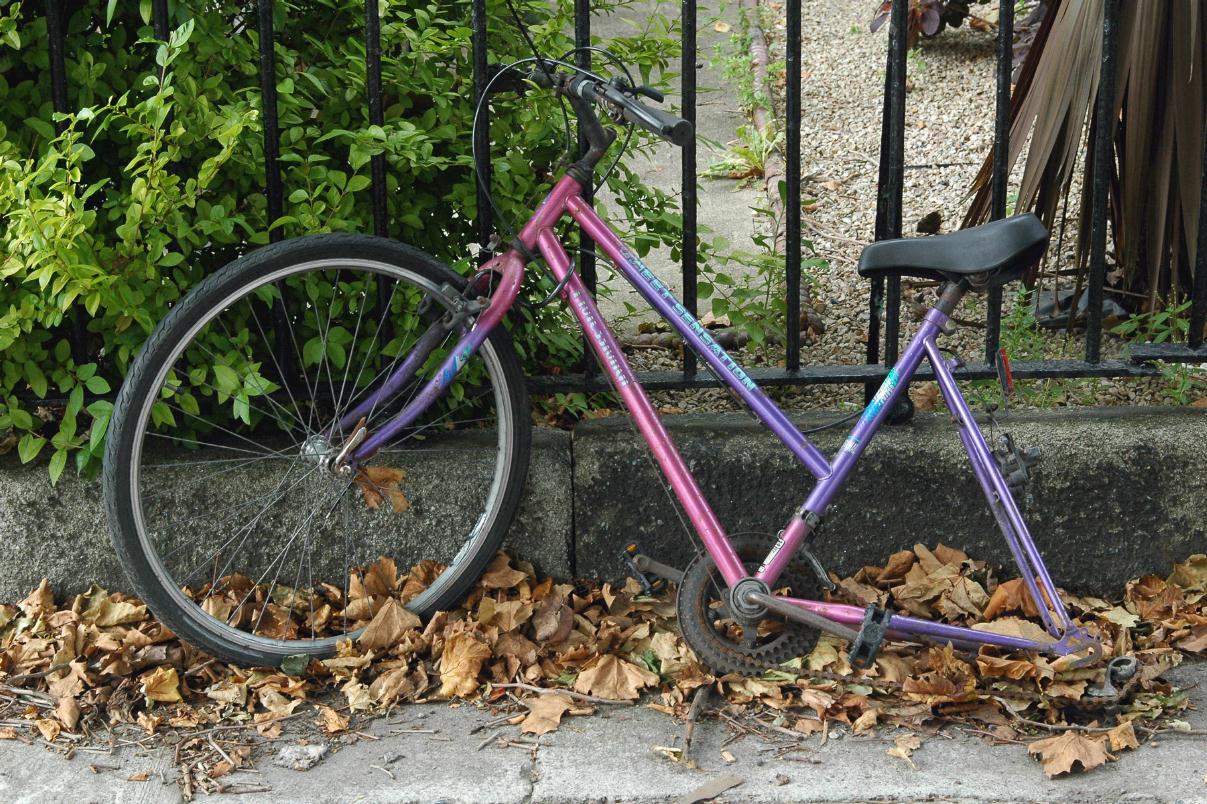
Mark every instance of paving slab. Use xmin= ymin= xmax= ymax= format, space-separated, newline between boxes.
xmin=0 ymin=741 xmax=179 ymax=804
xmin=5 ymin=661 xmax=1201 ymax=802
xmin=535 ymin=689 xmax=1207 ymax=803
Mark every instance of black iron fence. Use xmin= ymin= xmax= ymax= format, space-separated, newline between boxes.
xmin=37 ymin=0 xmax=1207 ymax=397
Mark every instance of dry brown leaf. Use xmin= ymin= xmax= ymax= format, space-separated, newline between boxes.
xmin=531 ymin=597 xmax=574 ymax=645
xmin=55 ymin=696 xmax=80 ymax=730
xmin=971 ymin=617 xmax=1053 ymax=644
xmin=1106 ymin=721 xmax=1139 ymax=752
xmin=127 ymin=772 xmax=150 ymax=782
xmin=574 ymin=654 xmax=658 ymax=701
xmin=84 ymin=598 xmax=147 ymax=628
xmin=19 ymin=579 xmax=54 ymax=619
xmin=519 ymin=693 xmax=576 ymax=735
xmin=852 ymin=708 xmax=878 ymax=733
xmin=355 ymin=466 xmax=410 ymax=512
xmin=141 ymin=666 xmax=182 ymax=703
xmin=887 ymin=733 xmax=923 ymax=766
xmin=983 ymin=578 xmax=1041 ymax=620
xmin=1177 ymin=625 xmax=1207 ymax=654
xmin=136 ymin=711 xmax=162 ymax=736
xmin=494 ymin=600 xmax=534 ymax=632
xmin=480 ymin=554 xmax=527 ymax=590
xmin=258 ymin=688 xmax=301 ymax=716
xmin=206 ymin=680 xmax=248 ymax=707
xmin=316 ymin=704 xmax=350 ymax=735
xmin=438 ymin=632 xmax=491 ymax=698
xmin=1028 ymin=731 xmax=1113 ymax=777
xmin=976 ymin=654 xmax=1038 ymax=680
xmin=358 ymin=597 xmax=422 ymax=652
xmin=34 ymin=719 xmax=60 ymax=742
xmin=0 ymin=727 xmax=18 ymax=740
xmin=910 ymin=382 xmax=941 ymax=412
xmin=342 ymin=679 xmax=374 ymax=712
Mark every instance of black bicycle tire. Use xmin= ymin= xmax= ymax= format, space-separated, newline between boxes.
xmin=103 ymin=233 xmax=531 ymax=667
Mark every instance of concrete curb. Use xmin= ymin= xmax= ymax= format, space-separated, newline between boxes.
xmin=0 ymin=407 xmax=1203 ymax=600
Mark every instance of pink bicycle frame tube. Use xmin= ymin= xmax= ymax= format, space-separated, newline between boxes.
xmin=519 ymin=180 xmax=747 ymax=586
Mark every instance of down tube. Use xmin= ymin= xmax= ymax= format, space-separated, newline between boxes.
xmin=565 ymin=196 xmax=831 ymax=479
xmin=534 ymin=229 xmax=747 ymax=586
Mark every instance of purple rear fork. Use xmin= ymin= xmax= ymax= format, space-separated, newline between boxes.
xmin=349 ymin=175 xmax=1095 ymax=660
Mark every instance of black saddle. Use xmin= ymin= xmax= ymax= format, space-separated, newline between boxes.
xmin=857 ymin=214 xmax=1049 ymax=287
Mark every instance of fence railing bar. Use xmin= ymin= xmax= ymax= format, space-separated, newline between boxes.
xmin=152 ymin=0 xmax=169 ymax=40
xmin=574 ymin=0 xmax=598 ymax=379
xmin=783 ymin=0 xmax=801 ymax=372
xmin=471 ymin=0 xmax=492 ymax=257
xmin=1189 ymin=82 xmax=1207 ymax=349
xmin=874 ymin=0 xmax=907 ymax=375
xmin=1085 ymin=0 xmax=1118 ymax=364
xmin=256 ymin=1 xmax=284 ymax=243
xmin=984 ymin=0 xmax=1014 ymax=364
xmin=680 ymin=0 xmax=698 ymax=377
xmin=364 ymin=0 xmax=392 ymax=356
xmin=365 ymin=0 xmax=388 ymax=239
xmin=254 ymin=0 xmax=294 ymax=382
xmin=527 ymin=358 xmax=1159 ymax=393
xmin=44 ymin=0 xmax=88 ymax=365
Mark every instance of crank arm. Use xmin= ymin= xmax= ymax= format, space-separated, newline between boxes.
xmin=740 ymin=590 xmax=862 ymax=644
xmin=632 ymin=553 xmax=685 ymax=584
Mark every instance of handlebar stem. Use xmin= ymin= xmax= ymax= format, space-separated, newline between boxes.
xmin=563 ymin=81 xmax=616 ymax=188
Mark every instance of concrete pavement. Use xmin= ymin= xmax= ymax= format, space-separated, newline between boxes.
xmin=2 ymin=659 xmax=1203 ymax=803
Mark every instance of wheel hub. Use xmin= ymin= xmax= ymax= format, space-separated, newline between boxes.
xmin=299 ymin=435 xmax=333 ymax=469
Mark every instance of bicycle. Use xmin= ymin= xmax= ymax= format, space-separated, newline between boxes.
xmin=102 ymin=58 xmax=1133 ymax=693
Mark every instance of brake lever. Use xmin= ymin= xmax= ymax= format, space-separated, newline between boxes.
xmin=608 ymin=76 xmax=665 ymax=104
xmin=635 ymin=84 xmax=664 ymax=103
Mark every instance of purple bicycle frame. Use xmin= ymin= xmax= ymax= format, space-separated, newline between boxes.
xmin=348 ymin=175 xmax=1100 ymax=661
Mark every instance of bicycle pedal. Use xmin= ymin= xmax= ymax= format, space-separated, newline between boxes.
xmin=1087 ymin=656 xmax=1139 ymax=699
xmin=848 ymin=604 xmax=891 ymax=669
xmin=619 ymin=543 xmax=680 ymax=595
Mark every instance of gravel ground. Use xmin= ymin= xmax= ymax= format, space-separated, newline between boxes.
xmin=613 ymin=0 xmax=1202 ymax=416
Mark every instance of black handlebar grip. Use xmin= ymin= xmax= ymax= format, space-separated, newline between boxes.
xmin=625 ymin=104 xmax=694 ymax=147
xmin=571 ymin=77 xmax=694 ymax=147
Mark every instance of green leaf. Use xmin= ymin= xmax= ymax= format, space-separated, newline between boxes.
xmin=17 ymin=434 xmax=46 ymax=464
xmin=212 ymin=365 xmax=239 ymax=395
xmin=88 ymin=402 xmax=114 ymax=452
xmin=48 ymin=449 xmax=68 ymax=485
xmin=280 ymin=654 xmax=309 ymax=677
xmin=106 ymin=0 xmax=118 ymax=26
xmin=24 ymin=362 xmax=48 ymax=399
xmin=84 ymin=375 xmax=111 ymax=394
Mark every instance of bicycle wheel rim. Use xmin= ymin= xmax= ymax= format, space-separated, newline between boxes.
xmin=123 ymin=257 xmax=518 ymax=657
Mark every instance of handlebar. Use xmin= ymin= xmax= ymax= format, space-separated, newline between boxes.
xmin=521 ymin=64 xmax=694 ymax=148
xmin=567 ymin=75 xmax=694 ymax=148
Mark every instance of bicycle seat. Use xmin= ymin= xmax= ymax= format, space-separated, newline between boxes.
xmin=857 ymin=214 xmax=1049 ymax=287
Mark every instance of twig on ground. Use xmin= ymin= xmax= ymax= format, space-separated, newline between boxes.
xmin=491 ymin=682 xmax=631 ymax=706
xmin=469 ymin=713 xmax=517 ymax=735
xmin=683 ymin=685 xmax=712 ymax=757
xmin=477 ymin=728 xmax=505 ymax=751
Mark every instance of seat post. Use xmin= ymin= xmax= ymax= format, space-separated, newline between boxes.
xmin=933 ymin=280 xmax=968 ymax=319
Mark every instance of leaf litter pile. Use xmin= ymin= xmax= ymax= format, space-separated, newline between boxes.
xmin=0 ymin=546 xmax=1204 ymax=795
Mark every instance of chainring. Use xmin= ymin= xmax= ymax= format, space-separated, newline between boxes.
xmin=677 ymin=534 xmax=822 ymax=677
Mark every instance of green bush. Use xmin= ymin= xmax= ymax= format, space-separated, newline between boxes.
xmin=0 ymin=0 xmax=683 ymax=482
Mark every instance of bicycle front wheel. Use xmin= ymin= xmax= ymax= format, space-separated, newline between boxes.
xmin=103 ymin=234 xmax=530 ymax=667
